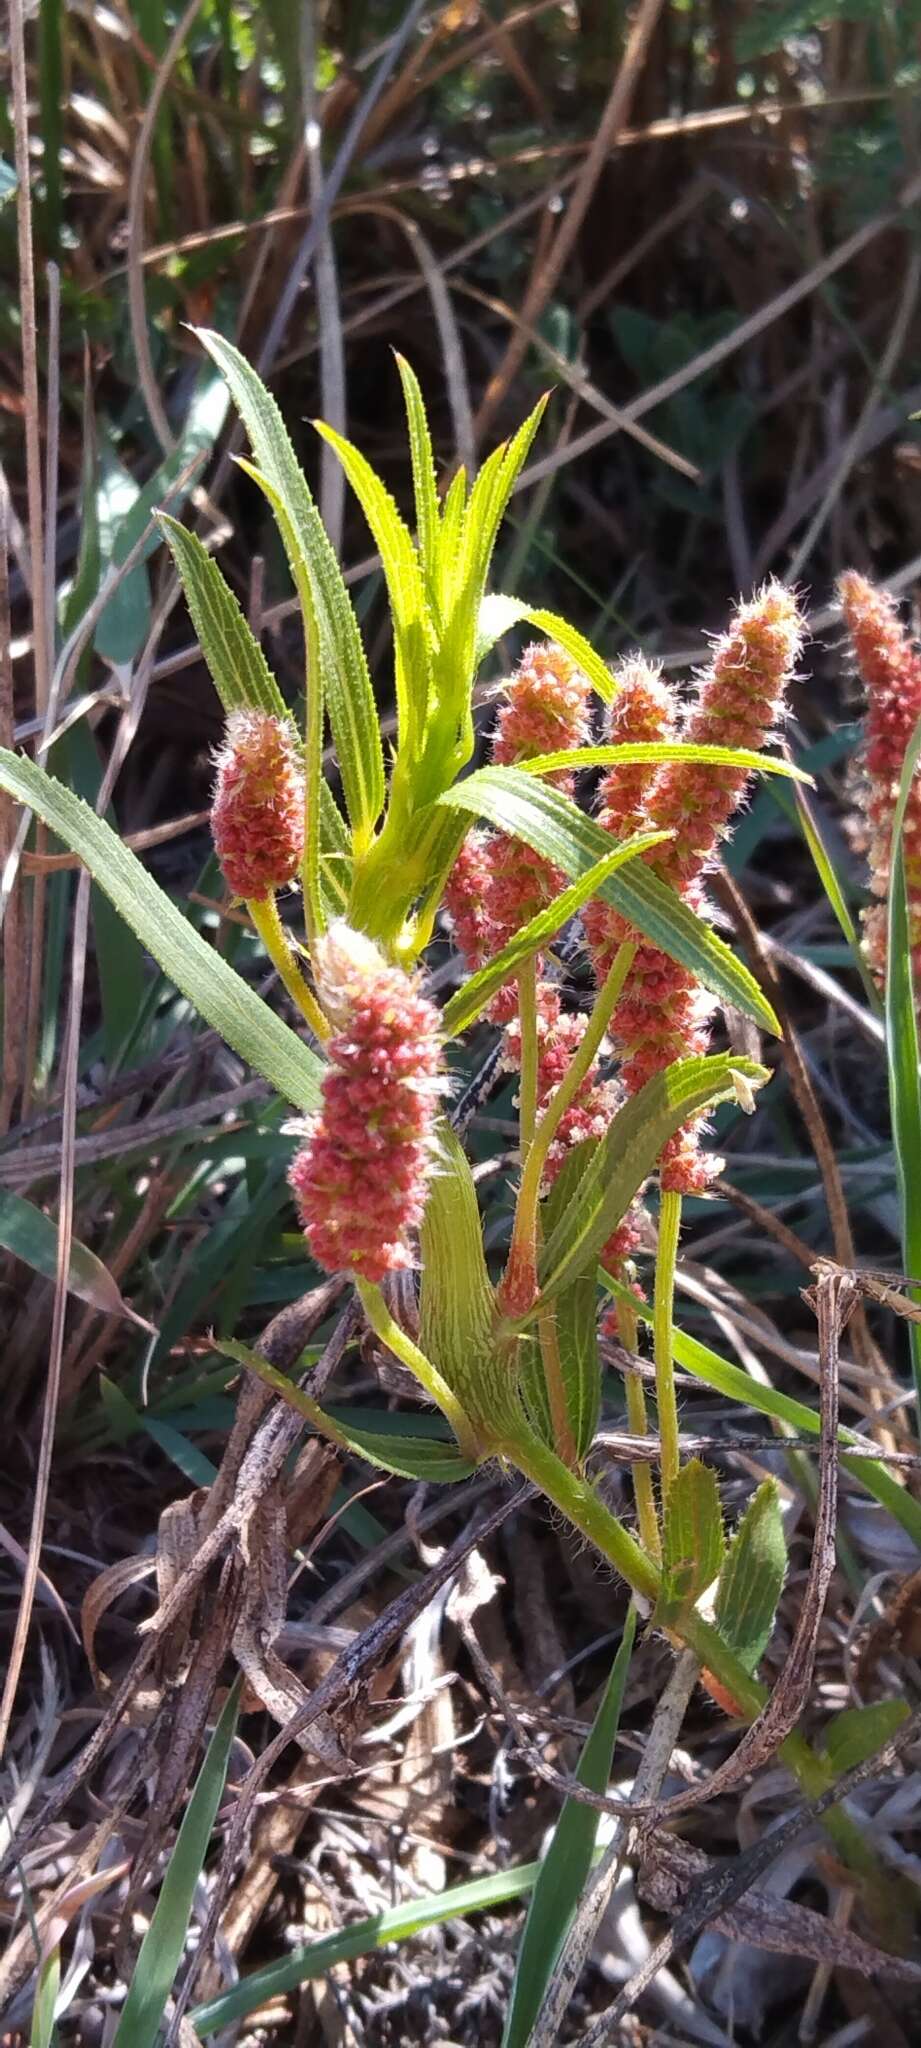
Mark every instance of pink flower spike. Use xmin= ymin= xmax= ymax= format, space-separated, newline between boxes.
xmin=839 ymin=571 xmax=921 ymax=991
xmin=211 ymin=708 xmax=305 ymax=901
xmin=492 ymin=641 xmax=592 ymax=778
xmin=288 ymin=924 xmax=443 ymax=1284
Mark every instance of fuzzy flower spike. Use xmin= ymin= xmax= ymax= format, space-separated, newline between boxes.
xmin=589 ymin=583 xmax=803 ymax=1197
xmin=211 ymin=708 xmax=305 ymax=901
xmin=288 ymin=924 xmax=443 ymax=1284
xmin=838 ymin=570 xmax=921 ymax=988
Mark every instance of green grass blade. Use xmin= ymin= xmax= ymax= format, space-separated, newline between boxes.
xmin=501 ymin=1608 xmax=636 ymax=2048
xmin=0 ymin=1189 xmax=138 ymax=1320
xmin=192 ymin=1859 xmax=546 ymax=2035
xmin=112 ymin=1679 xmax=241 ymax=2048
xmin=439 ymin=768 xmax=781 ymax=1033
xmin=0 ymin=752 xmax=324 ymax=1112
xmin=884 ymin=710 xmax=921 ymax=1417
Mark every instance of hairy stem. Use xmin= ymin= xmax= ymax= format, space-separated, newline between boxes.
xmin=248 ymin=894 xmax=330 ymax=1042
xmin=653 ymin=1187 xmax=682 ymax=1499
xmin=517 ymin=954 xmax=540 ymax=1164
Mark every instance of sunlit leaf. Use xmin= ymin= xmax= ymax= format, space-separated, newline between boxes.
xmin=714 ymin=1478 xmax=786 ymax=1674
xmin=439 ymin=767 xmax=781 ymax=1033
xmin=655 ymin=1458 xmax=725 ymax=1626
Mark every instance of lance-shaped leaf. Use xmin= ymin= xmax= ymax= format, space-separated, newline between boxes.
xmin=439 ymin=767 xmax=781 ymax=1034
xmin=419 ymin=1126 xmax=498 ymax=1417
xmin=475 ymin=593 xmax=616 ymax=705
xmin=885 ymin=711 xmax=921 ymax=1411
xmin=396 ymin=353 xmax=440 ymax=598
xmin=714 ymin=1477 xmax=787 ymax=1675
xmin=193 ymin=327 xmax=384 ymax=848
xmin=536 ymin=1053 xmax=767 ymax=1303
xmin=519 ymin=1142 xmax=601 ymax=1459
xmin=0 ymin=752 xmax=324 ymax=1112
xmin=820 ymin=1700 xmax=909 ymax=1777
xmin=157 ymin=513 xmax=290 ymax=722
xmin=220 ymin=1335 xmax=476 ymax=1481
xmin=441 ymin=829 xmax=671 ymax=1039
xmin=314 ymin=417 xmax=433 ymax=758
xmin=655 ymin=1458 xmax=725 ymax=1627
xmin=520 ymin=741 xmax=812 ymax=784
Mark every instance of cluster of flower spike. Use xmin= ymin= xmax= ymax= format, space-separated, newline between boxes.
xmin=587 ymin=582 xmax=804 ymax=1198
xmin=288 ymin=925 xmax=443 ymax=1284
xmin=445 ymin=643 xmax=620 ymax=1175
xmin=838 ymin=571 xmax=921 ymax=989
xmin=443 ymin=642 xmax=591 ymax=1022
xmin=211 ymin=709 xmax=305 ymax=900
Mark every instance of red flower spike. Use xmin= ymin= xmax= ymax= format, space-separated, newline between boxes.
xmin=583 ymin=657 xmax=676 ymax=976
xmin=211 ymin=709 xmax=305 ymax=901
xmin=288 ymin=925 xmax=443 ymax=1284
xmin=492 ymin=641 xmax=592 ymax=779
xmin=839 ymin=570 xmax=921 ymax=989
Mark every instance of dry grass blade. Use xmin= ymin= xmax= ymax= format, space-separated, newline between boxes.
xmin=127 ymin=0 xmax=207 ymax=454
xmin=0 ymin=492 xmax=26 ymax=1131
xmin=474 ymin=0 xmax=666 ymax=442
xmin=0 ymin=869 xmax=90 ymax=1759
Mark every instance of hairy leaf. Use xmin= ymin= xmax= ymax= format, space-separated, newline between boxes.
xmin=475 ymin=593 xmax=616 ymax=704
xmin=714 ymin=1478 xmax=787 ymax=1674
xmin=537 ymin=1054 xmax=767 ymax=1302
xmin=656 ymin=1458 xmax=725 ymax=1626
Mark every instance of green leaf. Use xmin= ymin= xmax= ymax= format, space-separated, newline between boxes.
xmin=441 ymin=830 xmax=671 ymax=1040
xmin=538 ymin=1053 xmax=767 ymax=1302
xmin=419 ymin=1125 xmax=496 ymax=1398
xmin=501 ymin=1607 xmax=636 ymax=2048
xmin=194 ymin=327 xmax=384 ymax=848
xmin=29 ymin=1947 xmax=59 ymax=2048
xmin=439 ymin=768 xmax=781 ymax=1034
xmin=192 ymin=1858 xmax=547 ymax=2036
xmin=112 ymin=1679 xmax=241 ymax=2048
xmin=0 ymin=1188 xmax=140 ymax=1321
xmin=313 ymin=417 xmax=433 ymax=759
xmin=320 ymin=1418 xmax=476 ymax=1485
xmin=714 ymin=1478 xmax=786 ymax=1674
xmin=396 ymin=353 xmax=440 ymax=596
xmin=475 ymin=594 xmax=616 ymax=705
xmin=656 ymin=1459 xmax=725 ymax=1626
xmin=820 ymin=1699 xmax=910 ymax=1778
xmin=157 ymin=514 xmax=290 ymax=721
xmin=885 ymin=711 xmax=921 ymax=1416
xmin=520 ymin=741 xmax=812 ymax=784
xmin=0 ymin=752 xmax=324 ymax=1111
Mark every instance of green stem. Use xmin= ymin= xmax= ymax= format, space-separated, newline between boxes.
xmin=356 ymin=1278 xmax=480 ymax=1463
xmin=506 ymin=941 xmax=635 ymax=1302
xmin=517 ymin=955 xmax=540 ymax=1164
xmin=654 ymin=1187 xmax=682 ymax=1500
xmin=618 ymin=1293 xmax=660 ymax=1561
xmin=538 ymin=1299 xmax=578 ymax=1468
xmin=507 ymin=1422 xmax=901 ymax=1908
xmin=248 ymin=894 xmax=330 ymax=1042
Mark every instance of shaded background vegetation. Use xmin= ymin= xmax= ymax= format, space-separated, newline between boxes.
xmin=4 ymin=3 xmax=921 ymax=2042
